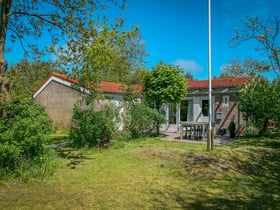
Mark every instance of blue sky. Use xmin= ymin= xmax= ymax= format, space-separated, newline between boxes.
xmin=120 ymin=0 xmax=280 ymax=79
xmin=5 ymin=0 xmax=280 ymax=80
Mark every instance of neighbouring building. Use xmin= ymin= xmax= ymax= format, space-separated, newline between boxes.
xmin=33 ymin=73 xmax=140 ymax=129
xmin=162 ymin=77 xmax=249 ymax=135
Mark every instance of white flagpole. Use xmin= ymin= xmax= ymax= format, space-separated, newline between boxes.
xmin=208 ymin=0 xmax=212 ymax=151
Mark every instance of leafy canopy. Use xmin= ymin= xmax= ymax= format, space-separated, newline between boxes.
xmin=0 ymin=0 xmax=127 ymax=100
xmin=143 ymin=61 xmax=187 ymax=109
xmin=58 ymin=25 xmax=147 ymax=85
xmin=237 ymin=75 xmax=280 ymax=135
xmin=7 ymin=59 xmax=61 ymax=102
xmin=2 ymin=0 xmax=127 ymax=61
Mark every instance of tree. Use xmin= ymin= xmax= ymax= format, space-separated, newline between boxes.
xmin=58 ymin=25 xmax=146 ymax=86
xmin=221 ymin=56 xmax=270 ymax=77
xmin=237 ymin=75 xmax=280 ymax=135
xmin=184 ymin=72 xmax=195 ymax=81
xmin=7 ymin=59 xmax=60 ymax=101
xmin=143 ymin=61 xmax=187 ymax=134
xmin=229 ymin=15 xmax=280 ymax=79
xmin=0 ymin=0 xmax=127 ymax=99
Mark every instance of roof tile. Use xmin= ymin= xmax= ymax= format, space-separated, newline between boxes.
xmin=187 ymin=77 xmax=249 ymax=88
xmin=33 ymin=73 xmax=141 ymax=96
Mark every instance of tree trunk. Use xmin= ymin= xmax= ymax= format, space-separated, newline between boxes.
xmin=0 ymin=0 xmax=12 ymax=101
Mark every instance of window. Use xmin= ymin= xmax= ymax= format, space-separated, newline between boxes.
xmin=180 ymin=100 xmax=188 ymax=121
xmin=216 ymin=112 xmax=222 ymax=120
xmin=223 ymin=95 xmax=230 ymax=108
xmin=202 ymin=100 xmax=209 ymax=116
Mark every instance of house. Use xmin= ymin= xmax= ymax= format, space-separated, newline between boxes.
xmin=33 ymin=73 xmax=140 ymax=129
xmin=34 ymin=73 xmax=248 ymax=135
xmin=162 ymin=77 xmax=249 ymax=135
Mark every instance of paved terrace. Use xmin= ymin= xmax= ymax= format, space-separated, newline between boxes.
xmin=159 ymin=130 xmax=232 ymax=146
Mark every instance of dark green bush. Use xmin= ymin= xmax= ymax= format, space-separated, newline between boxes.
xmin=124 ymin=104 xmax=166 ymax=139
xmin=0 ymin=101 xmax=52 ymax=158
xmin=228 ymin=121 xmax=236 ymax=138
xmin=238 ymin=76 xmax=280 ymax=136
xmin=0 ymin=100 xmax=53 ymax=180
xmin=0 ymin=144 xmax=21 ymax=177
xmin=70 ymin=104 xmax=117 ymax=148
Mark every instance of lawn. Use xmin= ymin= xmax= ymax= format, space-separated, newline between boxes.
xmin=0 ymin=137 xmax=279 ymax=209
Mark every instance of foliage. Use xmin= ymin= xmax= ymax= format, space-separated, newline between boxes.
xmin=58 ymin=25 xmax=147 ymax=86
xmin=143 ymin=61 xmax=187 ymax=134
xmin=0 ymin=100 xmax=54 ymax=180
xmin=0 ymin=101 xmax=52 ymax=157
xmin=228 ymin=121 xmax=236 ymax=138
xmin=17 ymin=149 xmax=57 ymax=181
xmin=127 ymin=68 xmax=146 ymax=85
xmin=237 ymin=76 xmax=280 ymax=135
xmin=243 ymin=123 xmax=260 ymax=137
xmin=7 ymin=59 xmax=60 ymax=101
xmin=0 ymin=0 xmax=127 ymax=100
xmin=221 ymin=56 xmax=270 ymax=77
xmin=0 ymin=144 xmax=21 ymax=176
xmin=119 ymin=83 xmax=142 ymax=108
xmin=123 ymin=104 xmax=166 ymax=139
xmin=143 ymin=62 xmax=187 ymax=109
xmin=229 ymin=15 xmax=280 ymax=78
xmin=1 ymin=0 xmax=127 ymax=63
xmin=70 ymin=103 xmax=118 ymax=148
xmin=184 ymin=72 xmax=195 ymax=81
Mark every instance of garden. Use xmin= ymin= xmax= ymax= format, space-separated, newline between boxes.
xmin=1 ymin=1 xmax=280 ymax=209
xmin=0 ymin=136 xmax=279 ymax=209
xmin=0 ymin=73 xmax=280 ymax=209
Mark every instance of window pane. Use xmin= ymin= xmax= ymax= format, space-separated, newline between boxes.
xmin=202 ymin=100 xmax=209 ymax=116
xmin=222 ymin=95 xmax=229 ymax=108
xmin=180 ymin=101 xmax=188 ymax=121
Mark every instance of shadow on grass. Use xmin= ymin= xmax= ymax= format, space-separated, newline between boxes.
xmin=152 ymin=183 xmax=279 ymax=209
xmin=149 ymin=145 xmax=280 ymax=209
xmin=231 ymin=137 xmax=280 ymax=149
xmin=55 ymin=147 xmax=95 ymax=169
xmin=48 ymin=135 xmax=70 ymax=145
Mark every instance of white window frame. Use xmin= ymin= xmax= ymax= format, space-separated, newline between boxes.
xmin=222 ymin=95 xmax=230 ymax=108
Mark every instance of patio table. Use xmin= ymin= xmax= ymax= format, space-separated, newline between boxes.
xmin=180 ymin=121 xmax=208 ymax=141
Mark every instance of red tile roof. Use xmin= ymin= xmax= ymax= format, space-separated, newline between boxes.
xmin=187 ymin=77 xmax=249 ymax=88
xmin=33 ymin=73 xmax=141 ymax=96
xmin=33 ymin=73 xmax=248 ymax=97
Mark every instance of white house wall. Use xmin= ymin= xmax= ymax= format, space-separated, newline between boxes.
xmin=162 ymin=96 xmax=215 ymax=131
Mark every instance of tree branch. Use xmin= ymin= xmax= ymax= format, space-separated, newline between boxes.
xmin=8 ymin=11 xmax=66 ymax=31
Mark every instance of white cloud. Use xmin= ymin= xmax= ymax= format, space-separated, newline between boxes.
xmin=219 ymin=64 xmax=228 ymax=72
xmin=173 ymin=59 xmax=203 ymax=73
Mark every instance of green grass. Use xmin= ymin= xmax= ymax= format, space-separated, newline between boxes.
xmin=48 ymin=130 xmax=70 ymax=145
xmin=0 ymin=137 xmax=279 ymax=209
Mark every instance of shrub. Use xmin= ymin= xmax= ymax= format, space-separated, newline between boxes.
xmin=17 ymin=149 xmax=57 ymax=180
xmin=228 ymin=121 xmax=236 ymax=138
xmin=0 ymin=102 xmax=52 ymax=158
xmin=238 ymin=76 xmax=280 ymax=136
xmin=124 ymin=104 xmax=166 ymax=139
xmin=0 ymin=100 xmax=53 ymax=180
xmin=70 ymin=104 xmax=117 ymax=148
xmin=0 ymin=144 xmax=21 ymax=177
xmin=243 ymin=124 xmax=259 ymax=137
